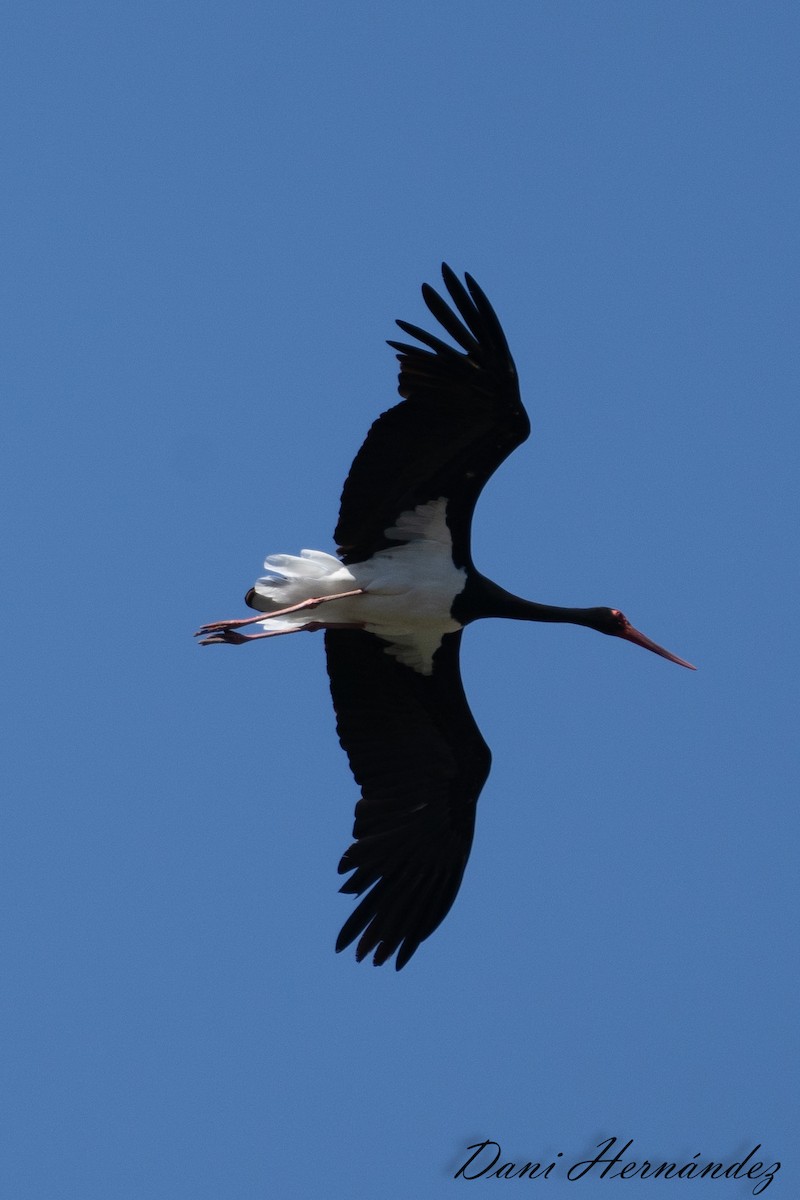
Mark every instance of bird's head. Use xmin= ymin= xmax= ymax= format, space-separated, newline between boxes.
xmin=589 ymin=608 xmax=696 ymax=669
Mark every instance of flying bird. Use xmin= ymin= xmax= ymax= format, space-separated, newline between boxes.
xmin=196 ymin=265 xmax=695 ymax=969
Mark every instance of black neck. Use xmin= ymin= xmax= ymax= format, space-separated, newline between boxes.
xmin=456 ymin=574 xmax=605 ymax=629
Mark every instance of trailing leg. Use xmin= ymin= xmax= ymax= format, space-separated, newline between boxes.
xmin=194 ymin=588 xmax=366 ymax=643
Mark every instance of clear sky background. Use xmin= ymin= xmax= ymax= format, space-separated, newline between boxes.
xmin=2 ymin=4 xmax=797 ymax=1198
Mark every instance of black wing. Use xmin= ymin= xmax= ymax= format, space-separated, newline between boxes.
xmin=326 ymin=628 xmax=491 ymax=969
xmin=334 ymin=264 xmax=529 ymax=568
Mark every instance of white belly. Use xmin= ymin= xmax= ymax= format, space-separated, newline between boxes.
xmin=250 ymin=498 xmax=466 ymax=674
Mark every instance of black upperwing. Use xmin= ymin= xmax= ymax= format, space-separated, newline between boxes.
xmin=326 ymin=628 xmax=491 ymax=969
xmin=334 ymin=264 xmax=530 ymax=568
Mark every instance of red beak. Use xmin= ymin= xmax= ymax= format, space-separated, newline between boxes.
xmin=621 ymin=625 xmax=696 ymax=670
xmin=618 ymin=624 xmax=695 ymax=672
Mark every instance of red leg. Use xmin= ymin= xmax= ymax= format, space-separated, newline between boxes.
xmin=196 ymin=618 xmax=362 ymax=647
xmin=197 ymin=624 xmax=314 ymax=646
xmin=194 ymin=588 xmax=365 ymax=639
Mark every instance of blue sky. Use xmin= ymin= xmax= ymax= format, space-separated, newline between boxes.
xmin=2 ymin=3 xmax=797 ymax=1198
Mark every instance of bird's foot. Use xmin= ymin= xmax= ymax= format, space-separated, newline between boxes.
xmin=194 ymin=612 xmax=267 ymax=638
xmin=196 ymin=627 xmax=259 ymax=646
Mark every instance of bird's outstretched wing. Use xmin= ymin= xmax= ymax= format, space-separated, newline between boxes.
xmin=334 ymin=264 xmax=529 ymax=568
xmin=325 ymin=628 xmax=491 ymax=969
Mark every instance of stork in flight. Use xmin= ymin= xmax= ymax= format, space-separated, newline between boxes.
xmin=196 ymin=265 xmax=695 ymax=970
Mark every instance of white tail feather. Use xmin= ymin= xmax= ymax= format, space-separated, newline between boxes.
xmin=252 ymin=550 xmax=357 ymax=629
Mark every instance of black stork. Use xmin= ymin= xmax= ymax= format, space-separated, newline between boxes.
xmin=196 ymin=265 xmax=695 ymax=970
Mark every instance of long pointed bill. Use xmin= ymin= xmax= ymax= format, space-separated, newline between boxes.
xmin=622 ymin=626 xmax=696 ymax=670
